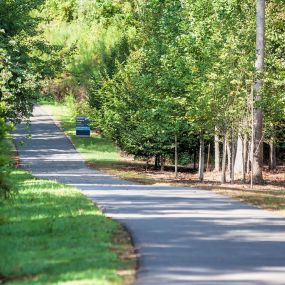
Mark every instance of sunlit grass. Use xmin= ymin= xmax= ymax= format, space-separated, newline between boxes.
xmin=211 ymin=186 xmax=285 ymax=214
xmin=44 ymin=104 xmax=119 ymax=163
xmin=0 ymin=170 xmax=135 ymax=285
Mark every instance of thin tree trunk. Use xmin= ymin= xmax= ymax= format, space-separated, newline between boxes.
xmin=227 ymin=139 xmax=231 ymax=173
xmin=193 ymin=150 xmax=197 ymax=170
xmin=269 ymin=140 xmax=277 ymax=172
xmin=252 ymin=0 xmax=265 ymax=184
xmin=214 ymin=127 xmax=220 ymax=171
xmin=221 ymin=134 xmax=227 ymax=183
xmin=155 ymin=155 xmax=159 ymax=169
xmin=145 ymin=158 xmax=149 ymax=172
xmin=242 ymin=137 xmax=246 ymax=183
xmin=160 ymin=155 xmax=165 ymax=171
xmin=175 ymin=134 xmax=178 ymax=178
xmin=206 ymin=143 xmax=211 ymax=172
xmin=244 ymin=135 xmax=248 ymax=175
xmin=234 ymin=135 xmax=244 ymax=175
xmin=198 ymin=137 xmax=205 ymax=182
xmin=251 ymin=127 xmax=254 ymax=188
xmin=230 ymin=133 xmax=235 ymax=184
xmin=247 ymin=138 xmax=251 ymax=176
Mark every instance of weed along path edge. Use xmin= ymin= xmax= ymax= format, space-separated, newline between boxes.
xmin=14 ymin=106 xmax=285 ymax=285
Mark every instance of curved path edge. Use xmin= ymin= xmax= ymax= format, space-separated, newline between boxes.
xmin=14 ymin=105 xmax=285 ymax=285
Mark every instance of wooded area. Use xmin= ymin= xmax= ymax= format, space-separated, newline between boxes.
xmin=1 ymin=0 xmax=285 ymax=196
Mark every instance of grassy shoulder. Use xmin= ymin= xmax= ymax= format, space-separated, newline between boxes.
xmin=42 ymin=102 xmax=285 ymax=215
xmin=0 ymin=169 xmax=136 ymax=285
xmin=43 ymin=103 xmax=119 ymax=164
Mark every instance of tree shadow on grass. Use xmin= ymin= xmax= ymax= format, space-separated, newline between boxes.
xmin=0 ymin=174 xmax=134 ymax=285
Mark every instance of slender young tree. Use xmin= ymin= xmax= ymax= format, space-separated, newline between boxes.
xmin=221 ymin=134 xmax=227 ymax=184
xmin=198 ymin=136 xmax=205 ymax=182
xmin=214 ymin=127 xmax=220 ymax=172
xmin=252 ymin=0 xmax=265 ymax=184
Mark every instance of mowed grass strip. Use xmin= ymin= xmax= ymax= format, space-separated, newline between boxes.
xmin=0 ymin=170 xmax=135 ymax=285
xmin=44 ymin=104 xmax=119 ymax=163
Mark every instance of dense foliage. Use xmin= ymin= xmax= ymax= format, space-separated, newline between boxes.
xmin=2 ymin=0 xmax=285 ymax=185
xmin=0 ymin=0 xmax=53 ymax=197
xmin=38 ymin=1 xmax=284 ymax=162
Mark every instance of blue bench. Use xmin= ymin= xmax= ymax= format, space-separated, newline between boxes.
xmin=76 ymin=116 xmax=90 ymax=137
xmin=76 ymin=126 xmax=90 ymax=136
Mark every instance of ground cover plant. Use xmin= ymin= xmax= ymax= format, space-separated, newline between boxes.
xmin=0 ymin=168 xmax=136 ymax=285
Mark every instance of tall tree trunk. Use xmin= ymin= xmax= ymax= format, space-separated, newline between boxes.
xmin=269 ymin=140 xmax=277 ymax=172
xmin=252 ymin=0 xmax=265 ymax=184
xmin=221 ymin=134 xmax=227 ymax=183
xmin=214 ymin=127 xmax=220 ymax=172
xmin=206 ymin=143 xmax=211 ymax=172
xmin=198 ymin=137 xmax=205 ymax=182
xmin=175 ymin=134 xmax=178 ymax=178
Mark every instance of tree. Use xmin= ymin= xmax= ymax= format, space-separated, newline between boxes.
xmin=252 ymin=0 xmax=265 ymax=184
xmin=0 ymin=0 xmax=50 ymax=197
xmin=36 ymin=0 xmax=285 ymax=184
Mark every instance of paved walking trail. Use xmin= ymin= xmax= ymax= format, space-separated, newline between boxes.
xmin=14 ymin=106 xmax=285 ymax=285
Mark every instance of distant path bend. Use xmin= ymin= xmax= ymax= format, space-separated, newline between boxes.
xmin=14 ymin=106 xmax=285 ymax=285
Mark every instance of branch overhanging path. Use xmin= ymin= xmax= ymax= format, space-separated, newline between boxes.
xmin=14 ymin=106 xmax=285 ymax=285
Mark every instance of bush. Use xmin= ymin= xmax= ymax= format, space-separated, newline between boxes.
xmin=0 ymin=105 xmax=13 ymax=199
xmin=0 ymin=140 xmax=13 ymax=199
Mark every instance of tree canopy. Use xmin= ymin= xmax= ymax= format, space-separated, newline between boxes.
xmin=1 ymin=0 xmax=285 ymax=186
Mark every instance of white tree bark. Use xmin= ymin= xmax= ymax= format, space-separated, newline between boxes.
xmin=252 ymin=0 xmax=265 ymax=184
xmin=214 ymin=127 xmax=220 ymax=171
xmin=234 ymin=135 xmax=244 ymax=174
xmin=230 ymin=134 xmax=235 ymax=184
xmin=221 ymin=135 xmax=227 ymax=183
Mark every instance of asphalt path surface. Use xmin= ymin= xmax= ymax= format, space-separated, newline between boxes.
xmin=14 ymin=106 xmax=285 ymax=285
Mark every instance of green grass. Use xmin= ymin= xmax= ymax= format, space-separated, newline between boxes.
xmin=0 ymin=169 xmax=135 ymax=285
xmin=44 ymin=104 xmax=119 ymax=163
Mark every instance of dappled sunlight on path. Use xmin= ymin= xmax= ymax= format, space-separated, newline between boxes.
xmin=14 ymin=106 xmax=285 ymax=285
